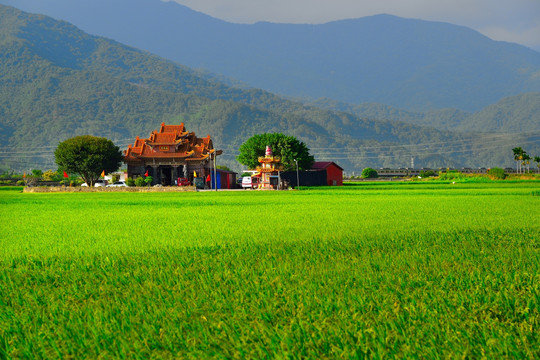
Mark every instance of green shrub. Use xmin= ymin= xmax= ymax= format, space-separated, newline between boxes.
xmin=16 ymin=180 xmax=25 ymax=186
xmin=42 ymin=170 xmax=57 ymax=181
xmin=32 ymin=169 xmax=43 ymax=177
xmin=487 ymin=167 xmax=507 ymax=180
xmin=126 ymin=178 xmax=136 ymax=187
xmin=439 ymin=171 xmax=465 ymax=180
xmin=144 ymin=176 xmax=153 ymax=186
xmin=361 ymin=168 xmax=378 ymax=179
xmin=134 ymin=177 xmax=146 ymax=187
xmin=419 ymin=170 xmax=436 ymax=177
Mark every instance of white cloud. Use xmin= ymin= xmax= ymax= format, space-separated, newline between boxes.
xmin=165 ymin=0 xmax=540 ymax=50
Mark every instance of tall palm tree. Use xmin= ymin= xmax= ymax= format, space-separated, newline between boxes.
xmin=522 ymin=153 xmax=531 ymax=173
xmin=512 ymin=147 xmax=524 ymax=173
xmin=534 ymin=156 xmax=540 ymax=174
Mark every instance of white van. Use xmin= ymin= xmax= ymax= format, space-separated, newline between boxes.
xmin=241 ymin=176 xmax=260 ymax=189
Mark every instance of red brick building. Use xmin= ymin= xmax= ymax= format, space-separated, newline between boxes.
xmin=124 ymin=123 xmax=221 ymax=186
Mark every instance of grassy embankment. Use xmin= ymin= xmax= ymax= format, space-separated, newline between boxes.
xmin=1 ymin=182 xmax=539 ymax=358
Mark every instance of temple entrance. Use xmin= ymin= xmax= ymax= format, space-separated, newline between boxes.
xmin=160 ymin=166 xmax=172 ymax=186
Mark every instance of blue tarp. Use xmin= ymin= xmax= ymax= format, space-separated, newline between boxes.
xmin=210 ymin=172 xmax=222 ymax=189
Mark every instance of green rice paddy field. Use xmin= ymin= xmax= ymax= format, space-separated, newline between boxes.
xmin=1 ymin=182 xmax=539 ymax=359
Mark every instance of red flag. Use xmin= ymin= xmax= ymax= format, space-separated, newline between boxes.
xmin=63 ymin=171 xmax=68 ymax=178
xmin=100 ymin=170 xmax=105 ymax=178
xmin=144 ymin=170 xmax=149 ymax=177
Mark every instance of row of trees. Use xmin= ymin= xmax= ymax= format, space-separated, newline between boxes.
xmin=47 ymin=137 xmax=540 ymax=187
xmin=52 ymin=133 xmax=314 ymax=187
xmin=512 ymin=147 xmax=540 ymax=174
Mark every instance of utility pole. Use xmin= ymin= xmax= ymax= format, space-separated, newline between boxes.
xmin=214 ymin=151 xmax=217 ymax=191
xmin=294 ymin=159 xmax=300 ymax=190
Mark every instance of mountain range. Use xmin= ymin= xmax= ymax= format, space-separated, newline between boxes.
xmin=308 ymin=92 xmax=540 ymax=133
xmin=0 ymin=4 xmax=538 ymax=173
xmin=2 ymin=0 xmax=540 ymax=112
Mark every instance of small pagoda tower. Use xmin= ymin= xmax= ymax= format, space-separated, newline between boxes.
xmin=256 ymin=146 xmax=283 ymax=189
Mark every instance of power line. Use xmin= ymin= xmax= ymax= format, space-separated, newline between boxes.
xmin=216 ymin=132 xmax=539 ymax=153
xmin=315 ymin=140 xmax=540 ymax=160
xmin=2 ymin=131 xmax=538 ymax=171
xmin=309 ymin=133 xmax=540 ymax=151
xmin=2 ymin=136 xmax=537 ymax=158
xmin=219 ymin=138 xmax=539 ymax=157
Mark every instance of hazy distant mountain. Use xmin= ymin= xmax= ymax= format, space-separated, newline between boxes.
xmin=306 ymin=99 xmax=469 ymax=131
xmin=2 ymin=0 xmax=540 ymax=112
xmin=308 ymin=93 xmax=540 ymax=133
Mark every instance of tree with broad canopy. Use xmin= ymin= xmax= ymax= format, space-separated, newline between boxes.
xmin=237 ymin=133 xmax=314 ymax=171
xmin=55 ymin=135 xmax=123 ymax=186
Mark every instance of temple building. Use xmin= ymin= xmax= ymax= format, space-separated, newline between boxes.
xmin=124 ymin=123 xmax=221 ymax=186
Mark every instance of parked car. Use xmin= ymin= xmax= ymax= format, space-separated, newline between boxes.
xmin=176 ymin=177 xmax=191 ymax=186
xmin=81 ymin=179 xmax=109 ymax=187
xmin=106 ymin=180 xmax=127 ymax=187
xmin=242 ymin=176 xmax=260 ymax=189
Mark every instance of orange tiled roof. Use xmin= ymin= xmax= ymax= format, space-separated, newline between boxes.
xmin=148 ymin=132 xmax=179 ymax=145
xmin=124 ymin=123 xmax=215 ymax=163
xmin=160 ymin=123 xmax=185 ymax=135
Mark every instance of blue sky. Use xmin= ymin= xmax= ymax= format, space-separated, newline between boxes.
xmin=166 ymin=0 xmax=540 ymax=51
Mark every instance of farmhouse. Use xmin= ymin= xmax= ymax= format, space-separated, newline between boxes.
xmin=280 ymin=161 xmax=344 ymax=187
xmin=124 ymin=123 xmax=221 ymax=186
xmin=312 ymin=161 xmax=344 ymax=186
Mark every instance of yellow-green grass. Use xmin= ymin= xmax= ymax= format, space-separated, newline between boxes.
xmin=0 ymin=182 xmax=539 ymax=358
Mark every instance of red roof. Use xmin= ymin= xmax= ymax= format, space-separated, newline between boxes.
xmin=160 ymin=123 xmax=186 ymax=135
xmin=149 ymin=132 xmax=178 ymax=144
xmin=311 ymin=162 xmax=344 ymax=171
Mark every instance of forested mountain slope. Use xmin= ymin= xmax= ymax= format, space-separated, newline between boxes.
xmin=464 ymin=93 xmax=540 ymax=133
xmin=0 ymin=5 xmax=537 ymax=172
xmin=308 ymin=93 xmax=540 ymax=133
xmin=2 ymin=0 xmax=540 ymax=111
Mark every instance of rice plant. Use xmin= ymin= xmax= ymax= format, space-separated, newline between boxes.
xmin=0 ymin=182 xmax=539 ymax=358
